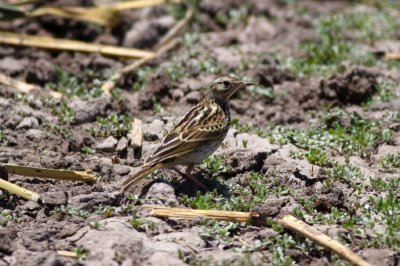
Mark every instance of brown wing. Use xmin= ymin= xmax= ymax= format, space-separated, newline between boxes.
xmin=145 ymin=100 xmax=229 ymax=165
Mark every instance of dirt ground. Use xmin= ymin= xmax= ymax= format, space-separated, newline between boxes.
xmin=0 ymin=0 xmax=399 ymax=265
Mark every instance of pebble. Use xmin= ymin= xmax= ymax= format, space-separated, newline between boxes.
xmin=16 ymin=117 xmax=39 ymax=130
xmin=96 ymin=136 xmax=118 ymax=152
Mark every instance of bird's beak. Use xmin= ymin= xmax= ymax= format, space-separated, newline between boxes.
xmin=227 ymin=81 xmax=254 ymax=98
xmin=237 ymin=81 xmax=254 ymax=88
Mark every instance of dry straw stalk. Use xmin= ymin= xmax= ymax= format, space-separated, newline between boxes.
xmin=143 ymin=205 xmax=259 ymax=223
xmin=57 ymin=250 xmax=78 ymax=258
xmin=383 ymin=52 xmax=400 ymax=61
xmin=143 ymin=205 xmax=371 ymax=266
xmin=30 ymin=6 xmax=121 ymax=27
xmin=129 ymin=118 xmax=143 ymax=149
xmin=278 ymin=215 xmax=371 ymax=266
xmin=0 ymin=178 xmax=40 ymax=202
xmin=0 ymin=72 xmax=63 ymax=98
xmin=4 ymin=164 xmax=97 ymax=183
xmin=27 ymin=0 xmax=181 ymax=27
xmin=112 ymin=0 xmax=181 ymax=11
xmin=0 ymin=31 xmax=155 ymax=59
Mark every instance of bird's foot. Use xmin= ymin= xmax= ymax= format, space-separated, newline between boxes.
xmin=172 ymin=167 xmax=208 ymax=190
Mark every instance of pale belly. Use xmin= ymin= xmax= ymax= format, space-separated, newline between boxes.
xmin=175 ymin=140 xmax=223 ymax=165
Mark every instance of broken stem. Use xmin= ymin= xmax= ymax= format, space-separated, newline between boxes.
xmin=57 ymin=250 xmax=78 ymax=258
xmin=0 ymin=31 xmax=155 ymax=59
xmin=277 ymin=215 xmax=371 ymax=266
xmin=0 ymin=178 xmax=40 ymax=202
xmin=4 ymin=164 xmax=97 ymax=183
xmin=142 ymin=205 xmax=259 ymax=223
xmin=129 ymin=118 xmax=143 ymax=149
xmin=0 ymin=72 xmax=62 ymax=98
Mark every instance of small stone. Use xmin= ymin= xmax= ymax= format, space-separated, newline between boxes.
xmin=123 ymin=16 xmax=175 ymax=48
xmin=6 ymin=136 xmax=17 ymax=146
xmin=145 ymin=182 xmax=178 ymax=205
xmin=0 ymin=58 xmax=27 ymax=74
xmin=185 ymin=91 xmax=202 ymax=104
xmin=0 ymin=164 xmax=8 ymax=181
xmin=143 ymin=119 xmax=165 ymax=141
xmin=171 ymin=89 xmax=184 ymax=101
xmin=20 ymin=201 xmax=41 ymax=211
xmin=69 ymin=97 xmax=110 ymax=125
xmin=113 ymin=164 xmax=131 ymax=176
xmin=26 ymin=129 xmax=44 ymax=140
xmin=359 ymin=248 xmax=395 ymax=266
xmin=41 ymin=191 xmax=67 ymax=207
xmin=116 ymin=136 xmax=128 ymax=154
xmin=96 ymin=136 xmax=118 ymax=152
xmin=69 ymin=192 xmax=123 ymax=210
xmin=16 ymin=117 xmax=39 ymax=130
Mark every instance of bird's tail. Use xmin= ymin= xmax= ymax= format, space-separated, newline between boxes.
xmin=121 ymin=164 xmax=163 ymax=193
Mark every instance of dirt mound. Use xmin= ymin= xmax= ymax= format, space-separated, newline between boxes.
xmin=320 ymin=68 xmax=378 ymax=104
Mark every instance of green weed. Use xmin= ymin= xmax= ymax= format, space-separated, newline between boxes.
xmin=74 ymin=247 xmax=88 ymax=261
xmin=381 ymin=153 xmax=400 ymax=169
xmin=181 ymin=171 xmax=271 ymax=212
xmin=51 ymin=206 xmax=90 ymax=218
xmin=56 ymin=102 xmax=75 ymax=123
xmin=261 ymin=109 xmax=395 ymax=157
xmin=285 ymin=8 xmax=400 ymax=75
xmin=81 ymin=146 xmax=95 ymax=154
xmin=95 ymin=114 xmax=132 ymax=138
xmin=0 ymin=130 xmax=9 ymax=146
xmin=200 ymin=221 xmax=238 ymax=243
xmin=48 ymin=66 xmax=103 ymax=99
xmin=0 ymin=210 xmax=12 ymax=227
xmin=95 ymin=204 xmax=135 ymax=218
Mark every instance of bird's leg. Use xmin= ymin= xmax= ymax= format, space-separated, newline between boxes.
xmin=172 ymin=166 xmax=208 ymax=190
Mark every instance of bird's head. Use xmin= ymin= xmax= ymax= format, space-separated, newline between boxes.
xmin=207 ymin=75 xmax=253 ymax=101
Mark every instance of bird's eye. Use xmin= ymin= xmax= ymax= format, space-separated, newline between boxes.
xmin=222 ymin=80 xmax=230 ymax=87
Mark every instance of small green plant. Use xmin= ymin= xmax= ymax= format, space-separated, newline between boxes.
xmin=89 ymin=221 xmax=104 ymax=230
xmin=375 ymin=81 xmax=397 ymax=102
xmin=96 ymin=114 xmax=132 ymax=138
xmin=230 ymin=119 xmax=253 ymax=133
xmin=165 ymin=61 xmax=187 ymax=81
xmin=304 ymin=148 xmax=330 ymax=166
xmin=289 ymin=150 xmax=304 ymax=160
xmin=247 ymin=85 xmax=274 ymax=100
xmin=200 ymin=155 xmax=231 ymax=177
xmin=50 ymin=206 xmax=90 ymax=218
xmin=272 ymin=246 xmax=294 ymax=266
xmin=215 ymin=7 xmax=249 ymax=27
xmin=0 ymin=130 xmax=9 ymax=146
xmin=56 ymin=103 xmax=75 ymax=123
xmin=95 ymin=204 xmax=135 ymax=218
xmin=81 ymin=146 xmax=95 ymax=154
xmin=284 ymin=8 xmax=400 ymax=75
xmin=132 ymin=66 xmax=155 ymax=92
xmin=370 ymin=177 xmax=400 ymax=192
xmin=74 ymin=247 xmax=88 ymax=261
xmin=260 ymin=109 xmax=395 ymax=157
xmin=150 ymin=96 xmax=163 ymax=113
xmin=200 ymin=221 xmax=238 ymax=243
xmin=181 ymin=171 xmax=271 ymax=212
xmin=48 ymin=66 xmax=103 ymax=99
xmin=46 ymin=124 xmax=72 ymax=139
xmin=0 ymin=210 xmax=12 ymax=227
xmin=130 ymin=215 xmax=156 ymax=232
xmin=381 ymin=153 xmax=400 ymax=169
xmin=324 ymin=162 xmax=362 ymax=187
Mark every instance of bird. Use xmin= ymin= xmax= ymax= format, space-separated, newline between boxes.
xmin=122 ymin=75 xmax=253 ymax=193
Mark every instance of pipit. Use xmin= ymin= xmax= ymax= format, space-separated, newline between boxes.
xmin=122 ymin=75 xmax=253 ymax=192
